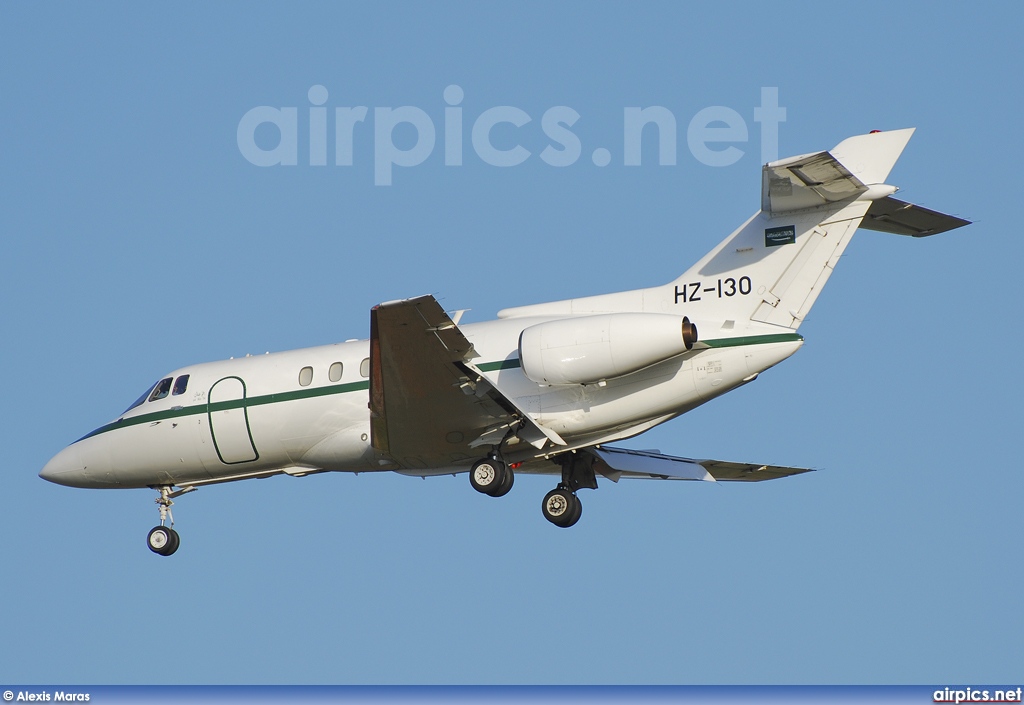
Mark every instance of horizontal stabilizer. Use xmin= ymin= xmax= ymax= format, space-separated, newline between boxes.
xmin=860 ymin=196 xmax=971 ymax=237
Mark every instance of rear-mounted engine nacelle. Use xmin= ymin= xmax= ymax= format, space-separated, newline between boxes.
xmin=518 ymin=313 xmax=698 ymax=386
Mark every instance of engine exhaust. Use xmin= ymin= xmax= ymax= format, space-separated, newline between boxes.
xmin=682 ymin=316 xmax=698 ymax=350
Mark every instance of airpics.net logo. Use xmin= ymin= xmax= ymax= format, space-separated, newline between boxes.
xmin=236 ymin=86 xmax=786 ymax=185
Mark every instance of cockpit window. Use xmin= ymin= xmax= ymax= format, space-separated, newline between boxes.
xmin=172 ymin=375 xmax=190 ymax=396
xmin=148 ymin=377 xmax=173 ymax=402
xmin=124 ymin=383 xmax=156 ymax=414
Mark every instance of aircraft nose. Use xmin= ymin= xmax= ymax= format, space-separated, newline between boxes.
xmin=39 ymin=445 xmax=87 ymax=487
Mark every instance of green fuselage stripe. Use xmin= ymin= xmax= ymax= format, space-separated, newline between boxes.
xmin=76 ymin=333 xmax=801 ymax=443
xmin=477 ymin=359 xmax=522 ymax=372
xmin=702 ymin=333 xmax=803 ymax=348
xmin=77 ymin=380 xmax=371 ymax=443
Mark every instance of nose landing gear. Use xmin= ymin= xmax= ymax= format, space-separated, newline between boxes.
xmin=146 ymin=485 xmax=194 ymax=556
xmin=147 ymin=524 xmax=179 ymax=556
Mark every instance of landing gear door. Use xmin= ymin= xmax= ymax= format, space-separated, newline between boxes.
xmin=208 ymin=377 xmax=259 ymax=464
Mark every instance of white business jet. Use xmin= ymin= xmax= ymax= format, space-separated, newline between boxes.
xmin=40 ymin=128 xmax=969 ymax=555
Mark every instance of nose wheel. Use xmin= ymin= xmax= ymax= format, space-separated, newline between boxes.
xmin=146 ymin=485 xmax=194 ymax=556
xmin=147 ymin=525 xmax=180 ymax=556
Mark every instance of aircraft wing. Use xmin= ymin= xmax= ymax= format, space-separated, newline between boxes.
xmin=511 ymin=446 xmax=814 ymax=482
xmin=369 ymin=295 xmax=564 ymax=469
xmin=587 ymin=446 xmax=812 ymax=482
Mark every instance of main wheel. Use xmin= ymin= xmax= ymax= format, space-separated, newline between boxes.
xmin=542 ymin=487 xmax=581 ymax=528
xmin=470 ymin=458 xmax=507 ymax=496
xmin=148 ymin=526 xmax=177 ymax=555
xmin=490 ymin=463 xmax=515 ymax=497
xmin=565 ymin=493 xmax=582 ymax=527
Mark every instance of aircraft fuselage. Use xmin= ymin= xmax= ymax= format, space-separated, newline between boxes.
xmin=40 ymin=315 xmax=801 ymax=490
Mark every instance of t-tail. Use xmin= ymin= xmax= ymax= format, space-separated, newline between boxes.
xmin=665 ymin=128 xmax=970 ymax=330
xmin=497 ymin=128 xmax=969 ymax=329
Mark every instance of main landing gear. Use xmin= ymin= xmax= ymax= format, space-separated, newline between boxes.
xmin=540 ymin=452 xmax=598 ymax=528
xmin=469 ymin=455 xmax=514 ymax=497
xmin=468 ymin=450 xmax=598 ymax=529
xmin=541 ymin=486 xmax=582 ymax=528
xmin=146 ymin=485 xmax=194 ymax=556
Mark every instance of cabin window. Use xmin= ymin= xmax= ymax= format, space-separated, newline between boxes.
xmin=360 ymin=358 xmax=370 ymax=378
xmin=329 ymin=362 xmax=343 ymax=382
xmin=172 ymin=375 xmax=190 ymax=396
xmin=298 ymin=366 xmax=313 ymax=387
xmin=148 ymin=377 xmax=173 ymax=402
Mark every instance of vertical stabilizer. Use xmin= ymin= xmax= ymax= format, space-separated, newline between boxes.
xmin=497 ymin=129 xmax=967 ymax=327
xmin=666 ymin=129 xmax=919 ymax=330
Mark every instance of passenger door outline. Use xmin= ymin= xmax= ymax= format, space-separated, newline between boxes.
xmin=207 ymin=376 xmax=259 ymax=464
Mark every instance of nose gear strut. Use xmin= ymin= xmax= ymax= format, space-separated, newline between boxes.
xmin=146 ymin=485 xmax=195 ymax=556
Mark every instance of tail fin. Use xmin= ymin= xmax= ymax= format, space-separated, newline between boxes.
xmin=495 ymin=129 xmax=968 ymax=326
xmin=668 ymin=128 xmax=968 ymax=330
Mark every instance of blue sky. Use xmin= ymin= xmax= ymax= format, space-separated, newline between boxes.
xmin=1 ymin=2 xmax=1021 ymax=685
